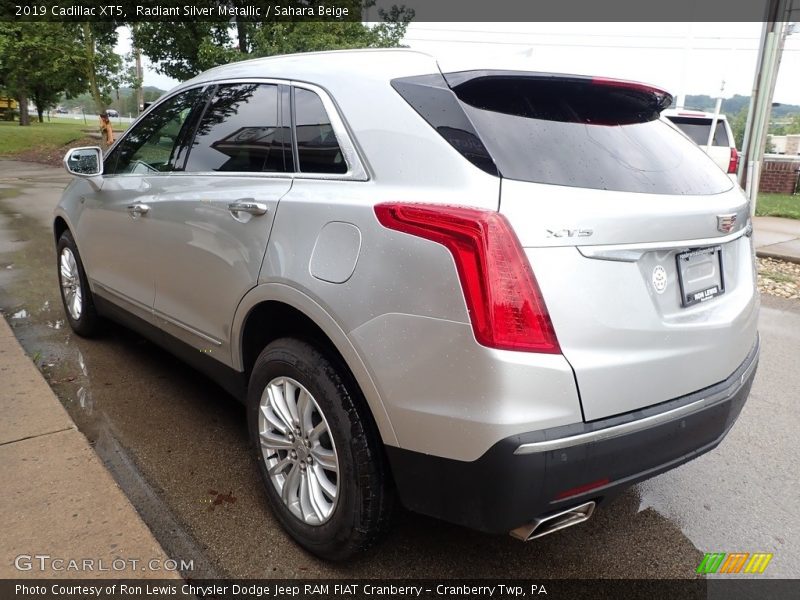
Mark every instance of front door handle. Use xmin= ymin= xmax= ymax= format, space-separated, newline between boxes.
xmin=126 ymin=203 xmax=150 ymax=217
xmin=228 ymin=200 xmax=268 ymax=217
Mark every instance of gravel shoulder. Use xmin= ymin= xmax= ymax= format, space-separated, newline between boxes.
xmin=757 ymin=257 xmax=800 ymax=300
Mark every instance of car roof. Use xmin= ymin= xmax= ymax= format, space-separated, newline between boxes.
xmin=175 ymin=48 xmax=669 ymax=97
xmin=178 ymin=48 xmax=441 ymax=90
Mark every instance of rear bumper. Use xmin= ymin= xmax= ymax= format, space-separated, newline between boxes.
xmin=386 ymin=337 xmax=759 ymax=534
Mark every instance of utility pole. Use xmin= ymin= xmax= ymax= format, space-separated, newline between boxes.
xmin=135 ymin=47 xmax=144 ymax=114
xmin=131 ymin=24 xmax=144 ymax=115
xmin=705 ymin=80 xmax=725 ymax=151
xmin=676 ymin=22 xmax=694 ymax=109
xmin=738 ymin=0 xmax=792 ymax=213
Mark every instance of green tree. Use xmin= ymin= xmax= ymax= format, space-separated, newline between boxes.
xmin=134 ymin=2 xmax=414 ymax=81
xmin=0 ymin=23 xmax=87 ymax=125
xmin=772 ymin=123 xmax=787 ymax=136
xmin=78 ymin=23 xmax=123 ymax=113
xmin=249 ymin=20 xmax=410 ymax=57
xmin=133 ymin=21 xmax=241 ymax=81
xmin=730 ymin=106 xmax=749 ymax=149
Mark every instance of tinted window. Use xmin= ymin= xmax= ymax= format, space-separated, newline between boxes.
xmin=105 ymin=88 xmax=203 ymax=175
xmin=294 ymin=88 xmax=347 ymax=174
xmin=452 ymin=76 xmax=733 ymax=195
xmin=391 ymin=74 xmax=498 ymax=175
xmin=454 ymin=76 xmax=669 ymax=125
xmin=666 ymin=117 xmax=730 ymax=147
xmin=185 ymin=83 xmax=290 ymax=173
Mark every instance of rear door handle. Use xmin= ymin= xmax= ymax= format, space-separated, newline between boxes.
xmin=126 ymin=203 xmax=150 ymax=216
xmin=228 ymin=200 xmax=268 ymax=216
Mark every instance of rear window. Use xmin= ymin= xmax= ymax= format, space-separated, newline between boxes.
xmin=665 ymin=116 xmax=730 ymax=147
xmin=453 ymin=76 xmax=732 ymax=195
xmin=393 ymin=72 xmax=733 ymax=196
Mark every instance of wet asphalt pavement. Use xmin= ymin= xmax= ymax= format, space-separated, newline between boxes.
xmin=0 ymin=160 xmax=797 ymax=579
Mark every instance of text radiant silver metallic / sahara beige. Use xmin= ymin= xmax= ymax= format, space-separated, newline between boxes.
xmin=54 ymin=49 xmax=759 ymax=560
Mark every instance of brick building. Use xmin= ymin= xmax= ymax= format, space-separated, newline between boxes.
xmin=759 ymin=155 xmax=800 ymax=194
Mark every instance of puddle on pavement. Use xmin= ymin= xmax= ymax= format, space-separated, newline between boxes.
xmin=0 ymin=181 xmax=714 ymax=579
xmin=0 ymin=196 xmax=222 ymax=577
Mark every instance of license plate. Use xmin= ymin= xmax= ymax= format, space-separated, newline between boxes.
xmin=676 ymin=246 xmax=725 ymax=307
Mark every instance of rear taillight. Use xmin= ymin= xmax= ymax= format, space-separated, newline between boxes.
xmin=374 ymin=203 xmax=560 ymax=354
xmin=728 ymin=147 xmax=739 ymax=174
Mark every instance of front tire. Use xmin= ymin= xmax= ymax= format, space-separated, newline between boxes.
xmin=57 ymin=230 xmax=101 ymax=337
xmin=247 ymin=338 xmax=393 ymax=560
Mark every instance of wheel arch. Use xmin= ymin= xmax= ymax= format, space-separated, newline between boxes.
xmin=53 ymin=214 xmax=70 ymax=246
xmin=233 ymin=283 xmax=398 ymax=447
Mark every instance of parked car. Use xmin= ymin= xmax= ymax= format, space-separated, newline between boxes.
xmin=55 ymin=108 xmax=69 ymax=114
xmin=55 ymin=50 xmax=759 ymax=560
xmin=662 ymin=108 xmax=739 ymax=180
xmin=105 ymin=109 xmax=119 ymax=118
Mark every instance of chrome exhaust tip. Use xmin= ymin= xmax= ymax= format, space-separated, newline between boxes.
xmin=509 ymin=501 xmax=596 ymax=541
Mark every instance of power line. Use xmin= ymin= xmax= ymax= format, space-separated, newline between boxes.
xmin=404 ymin=38 xmax=718 ymax=49
xmin=408 ymin=26 xmax=769 ymax=42
xmin=403 ymin=37 xmax=800 ymax=52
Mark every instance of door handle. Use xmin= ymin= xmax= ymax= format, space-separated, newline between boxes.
xmin=126 ymin=203 xmax=150 ymax=217
xmin=228 ymin=200 xmax=268 ymax=216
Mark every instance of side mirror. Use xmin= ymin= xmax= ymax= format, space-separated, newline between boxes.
xmin=64 ymin=147 xmax=103 ymax=177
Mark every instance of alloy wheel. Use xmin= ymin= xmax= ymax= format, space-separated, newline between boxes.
xmin=258 ymin=376 xmax=340 ymax=525
xmin=59 ymin=247 xmax=83 ymax=320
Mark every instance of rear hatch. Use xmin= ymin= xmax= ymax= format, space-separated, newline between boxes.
xmin=446 ymin=72 xmax=759 ymax=421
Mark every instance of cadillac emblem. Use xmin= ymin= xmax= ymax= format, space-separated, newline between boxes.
xmin=717 ymin=214 xmax=737 ymax=233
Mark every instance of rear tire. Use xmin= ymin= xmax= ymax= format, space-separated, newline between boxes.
xmin=247 ymin=337 xmax=393 ymax=560
xmin=57 ymin=230 xmax=101 ymax=337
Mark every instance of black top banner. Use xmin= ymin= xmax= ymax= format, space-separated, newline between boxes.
xmin=2 ymin=0 xmax=799 ymax=22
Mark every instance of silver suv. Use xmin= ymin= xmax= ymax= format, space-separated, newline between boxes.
xmin=55 ymin=50 xmax=759 ymax=560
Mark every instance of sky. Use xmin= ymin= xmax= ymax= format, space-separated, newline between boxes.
xmin=117 ymin=22 xmax=800 ymax=105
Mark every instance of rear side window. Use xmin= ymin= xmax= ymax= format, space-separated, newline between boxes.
xmin=294 ymin=88 xmax=347 ymax=174
xmin=185 ymin=83 xmax=291 ymax=173
xmin=393 ymin=72 xmax=733 ymax=195
xmin=666 ymin=117 xmax=730 ymax=147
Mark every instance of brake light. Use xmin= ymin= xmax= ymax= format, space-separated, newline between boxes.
xmin=591 ymin=77 xmax=672 ymax=110
xmin=374 ymin=203 xmax=560 ymax=353
xmin=591 ymin=76 xmax=667 ymax=96
xmin=728 ymin=147 xmax=739 ymax=174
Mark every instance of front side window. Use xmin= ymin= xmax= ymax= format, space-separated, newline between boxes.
xmin=184 ymin=83 xmax=290 ymax=173
xmin=104 ymin=88 xmax=203 ymax=175
xmin=294 ymin=88 xmax=347 ymax=174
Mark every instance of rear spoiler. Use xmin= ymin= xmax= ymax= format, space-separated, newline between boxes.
xmin=442 ymin=70 xmax=673 ymax=117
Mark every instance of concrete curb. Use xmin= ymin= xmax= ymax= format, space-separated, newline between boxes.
xmin=752 ymin=216 xmax=800 ymax=265
xmin=0 ymin=316 xmax=179 ymax=580
xmin=756 ymin=248 xmax=800 ymax=265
